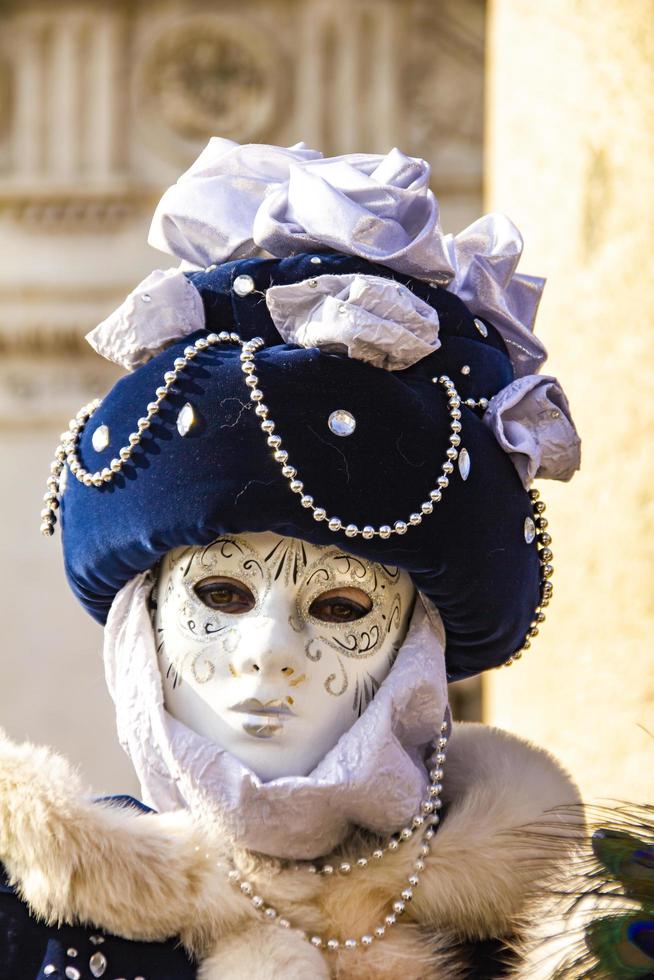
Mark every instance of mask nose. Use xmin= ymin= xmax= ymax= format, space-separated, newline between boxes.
xmin=234 ymin=616 xmax=304 ymax=679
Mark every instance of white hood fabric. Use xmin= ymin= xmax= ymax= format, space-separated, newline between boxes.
xmin=103 ymin=572 xmax=450 ymax=860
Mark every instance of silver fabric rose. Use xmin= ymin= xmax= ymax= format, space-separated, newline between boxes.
xmin=266 ymin=273 xmax=440 ymax=370
xmin=149 ymin=139 xmax=454 ymax=281
xmin=444 ymin=214 xmax=547 ymax=377
xmin=483 ymin=375 xmax=581 ymax=487
xmin=85 ymin=268 xmax=205 ymax=371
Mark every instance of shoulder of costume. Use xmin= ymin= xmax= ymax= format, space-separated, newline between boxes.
xmin=444 ymin=721 xmax=580 ymax=814
xmin=408 ymin=722 xmax=583 ymax=944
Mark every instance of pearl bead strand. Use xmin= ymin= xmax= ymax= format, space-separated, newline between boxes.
xmin=223 ymin=721 xmax=450 ymax=952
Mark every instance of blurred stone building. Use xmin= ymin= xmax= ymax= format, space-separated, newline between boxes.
xmin=0 ymin=0 xmax=485 ymax=791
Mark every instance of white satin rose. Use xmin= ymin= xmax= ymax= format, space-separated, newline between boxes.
xmin=149 ymin=139 xmax=454 ymax=280
xmin=266 ymin=273 xmax=440 ymax=370
xmin=483 ymin=375 xmax=581 ymax=487
xmin=85 ymin=268 xmax=205 ymax=370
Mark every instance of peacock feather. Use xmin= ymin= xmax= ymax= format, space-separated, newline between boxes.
xmin=510 ymin=804 xmax=654 ymax=979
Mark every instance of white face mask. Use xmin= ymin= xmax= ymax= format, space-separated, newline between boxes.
xmin=153 ymin=532 xmax=416 ymax=780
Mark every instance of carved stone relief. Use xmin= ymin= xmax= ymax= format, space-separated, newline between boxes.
xmin=135 ymin=13 xmax=282 ymax=163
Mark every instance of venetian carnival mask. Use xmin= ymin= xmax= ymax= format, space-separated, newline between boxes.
xmin=153 ymin=532 xmax=415 ymax=780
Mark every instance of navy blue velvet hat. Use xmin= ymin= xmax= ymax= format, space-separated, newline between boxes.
xmin=41 ymin=142 xmax=581 ymax=680
xmin=47 ymin=250 xmax=556 ymax=681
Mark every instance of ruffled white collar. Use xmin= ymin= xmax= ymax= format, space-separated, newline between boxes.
xmin=103 ymin=573 xmax=449 ymax=860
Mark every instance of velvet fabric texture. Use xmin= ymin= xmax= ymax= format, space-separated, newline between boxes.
xmin=61 ymin=250 xmax=539 ymax=680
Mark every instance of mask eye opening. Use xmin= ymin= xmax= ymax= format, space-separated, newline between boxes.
xmin=308 ymin=586 xmax=373 ymax=624
xmin=194 ymin=576 xmax=256 ymax=614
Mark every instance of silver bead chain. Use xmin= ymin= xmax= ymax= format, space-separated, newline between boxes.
xmin=40 ymin=331 xmax=247 ymax=537
xmin=217 ymin=722 xmax=449 ymax=952
xmin=241 ymin=337 xmax=465 ymax=539
xmin=503 ymin=487 xmax=553 ymax=667
xmin=39 ymin=331 xmax=554 ymax=669
xmin=463 ymin=396 xmax=489 ymax=410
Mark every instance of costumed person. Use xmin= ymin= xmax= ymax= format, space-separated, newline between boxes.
xmin=0 ymin=141 xmax=584 ymax=979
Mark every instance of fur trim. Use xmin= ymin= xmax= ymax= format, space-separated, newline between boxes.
xmin=0 ymin=723 xmax=581 ymax=978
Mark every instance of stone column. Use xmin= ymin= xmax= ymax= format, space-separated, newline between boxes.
xmin=484 ymin=1 xmax=654 ymax=802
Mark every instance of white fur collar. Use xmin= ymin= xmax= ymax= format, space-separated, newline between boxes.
xmin=0 ymin=723 xmax=580 ymax=980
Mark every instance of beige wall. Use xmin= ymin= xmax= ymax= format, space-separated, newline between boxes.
xmin=485 ymin=1 xmax=654 ymax=801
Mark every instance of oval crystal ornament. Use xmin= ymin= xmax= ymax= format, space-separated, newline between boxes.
xmin=524 ymin=516 xmax=536 ymax=543
xmin=91 ymin=425 xmax=110 ymax=452
xmin=458 ymin=448 xmax=471 ymax=481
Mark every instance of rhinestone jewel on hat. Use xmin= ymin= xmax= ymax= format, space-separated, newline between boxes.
xmin=40 ymin=330 xmax=553 ymax=668
xmin=232 ymin=274 xmax=256 ymax=297
xmin=91 ymin=424 xmax=110 ymax=452
xmin=524 ymin=516 xmax=536 ymax=544
xmin=458 ymin=447 xmax=471 ymax=481
xmin=328 ymin=409 xmax=356 ymax=437
xmin=176 ymin=402 xmax=200 ymax=437
xmin=213 ymin=721 xmax=451 ymax=952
